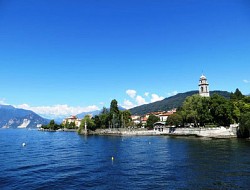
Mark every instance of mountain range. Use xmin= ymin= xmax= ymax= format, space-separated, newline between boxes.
xmin=76 ymin=90 xmax=231 ymax=117
xmin=129 ymin=90 xmax=231 ymax=115
xmin=0 ymin=105 xmax=49 ymax=129
xmin=0 ymin=90 xmax=231 ymax=128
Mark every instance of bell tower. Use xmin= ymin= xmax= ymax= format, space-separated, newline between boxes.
xmin=199 ymin=74 xmax=210 ymax=97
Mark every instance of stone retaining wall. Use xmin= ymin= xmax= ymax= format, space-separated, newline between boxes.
xmin=95 ymin=125 xmax=238 ymax=138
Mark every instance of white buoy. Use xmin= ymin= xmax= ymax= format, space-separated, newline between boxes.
xmin=111 ymin=156 xmax=114 ymax=161
xmin=22 ymin=143 xmax=26 ymax=147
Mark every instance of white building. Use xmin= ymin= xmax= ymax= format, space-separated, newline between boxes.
xmin=131 ymin=115 xmax=141 ymax=125
xmin=199 ymin=74 xmax=210 ymax=97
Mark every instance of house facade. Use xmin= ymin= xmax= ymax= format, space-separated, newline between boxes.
xmin=131 ymin=109 xmax=176 ymax=127
xmin=62 ymin=116 xmax=82 ymax=128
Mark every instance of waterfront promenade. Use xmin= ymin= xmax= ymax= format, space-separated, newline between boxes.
xmin=89 ymin=125 xmax=238 ymax=138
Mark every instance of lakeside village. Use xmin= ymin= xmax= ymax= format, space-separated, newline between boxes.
xmin=40 ymin=75 xmax=250 ymax=138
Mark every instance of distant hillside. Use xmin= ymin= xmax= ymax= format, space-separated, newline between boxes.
xmin=0 ymin=105 xmax=49 ymax=128
xmin=129 ymin=90 xmax=231 ymax=115
xmin=77 ymin=110 xmax=101 ymax=119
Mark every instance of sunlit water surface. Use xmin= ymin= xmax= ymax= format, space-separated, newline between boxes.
xmin=1 ymin=129 xmax=250 ymax=189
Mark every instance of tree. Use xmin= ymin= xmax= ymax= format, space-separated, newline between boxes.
xmin=181 ymin=95 xmax=200 ymax=126
xmin=110 ymin=99 xmax=119 ymax=115
xmin=236 ymin=100 xmax=250 ymax=114
xmin=231 ymin=102 xmax=241 ymax=123
xmin=120 ymin=110 xmax=132 ymax=128
xmin=243 ymin=96 xmax=250 ymax=104
xmin=238 ymin=112 xmax=250 ymax=138
xmin=146 ymin=114 xmax=160 ymax=129
xmin=197 ymin=97 xmax=213 ymax=126
xmin=93 ymin=115 xmax=101 ymax=129
xmin=109 ymin=99 xmax=120 ymax=128
xmin=210 ymin=94 xmax=233 ymax=126
xmin=229 ymin=88 xmax=249 ymax=123
xmin=42 ymin=120 xmax=61 ymax=130
xmin=94 ymin=107 xmax=110 ymax=129
xmin=230 ymin=88 xmax=244 ymax=100
xmin=63 ymin=121 xmax=69 ymax=128
xmin=49 ymin=120 xmax=55 ymax=126
xmin=181 ymin=95 xmax=211 ymax=127
xmin=167 ymin=113 xmax=183 ymax=126
xmin=101 ymin=107 xmax=109 ymax=114
xmin=99 ymin=113 xmax=109 ymax=128
xmin=68 ymin=122 xmax=76 ymax=129
xmin=80 ymin=115 xmax=95 ymax=131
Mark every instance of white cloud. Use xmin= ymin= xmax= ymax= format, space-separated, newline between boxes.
xmin=151 ymin=94 xmax=164 ymax=103
xmin=122 ymin=99 xmax=135 ymax=109
xmin=0 ymin=98 xmax=7 ymax=105
xmin=126 ymin=89 xmax=137 ymax=98
xmin=99 ymin=102 xmax=105 ymax=106
xmin=168 ymin=91 xmax=178 ymax=97
xmin=243 ymin=79 xmax=250 ymax=84
xmin=15 ymin=104 xmax=99 ymax=119
xmin=136 ymin=95 xmax=147 ymax=105
xmin=124 ymin=89 xmax=166 ymax=108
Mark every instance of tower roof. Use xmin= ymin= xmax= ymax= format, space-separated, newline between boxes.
xmin=200 ymin=74 xmax=207 ymax=79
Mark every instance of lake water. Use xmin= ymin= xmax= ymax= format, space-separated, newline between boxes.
xmin=1 ymin=129 xmax=250 ymax=190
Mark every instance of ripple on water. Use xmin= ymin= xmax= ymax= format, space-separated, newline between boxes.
xmin=1 ymin=130 xmax=250 ymax=189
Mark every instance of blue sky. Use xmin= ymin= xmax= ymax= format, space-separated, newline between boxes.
xmin=0 ymin=0 xmax=250 ymax=118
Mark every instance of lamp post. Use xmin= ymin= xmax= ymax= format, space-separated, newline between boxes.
xmin=84 ymin=121 xmax=87 ymax=133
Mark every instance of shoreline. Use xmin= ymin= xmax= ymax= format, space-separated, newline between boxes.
xmin=38 ymin=128 xmax=77 ymax=132
xmin=82 ymin=126 xmax=238 ymax=139
xmin=38 ymin=126 xmax=238 ymax=139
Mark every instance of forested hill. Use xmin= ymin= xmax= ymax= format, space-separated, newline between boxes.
xmin=129 ymin=90 xmax=231 ymax=115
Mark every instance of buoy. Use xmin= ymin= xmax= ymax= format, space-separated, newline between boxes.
xmin=111 ymin=156 xmax=114 ymax=161
xmin=22 ymin=143 xmax=26 ymax=147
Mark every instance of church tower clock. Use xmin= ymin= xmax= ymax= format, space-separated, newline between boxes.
xmin=199 ymin=74 xmax=210 ymax=97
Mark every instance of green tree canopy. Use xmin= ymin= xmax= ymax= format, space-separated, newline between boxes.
xmin=80 ymin=115 xmax=95 ymax=131
xmin=101 ymin=107 xmax=109 ymax=114
xmin=243 ymin=96 xmax=250 ymax=103
xmin=146 ymin=114 xmax=160 ymax=129
xmin=42 ymin=119 xmax=61 ymax=130
xmin=181 ymin=94 xmax=212 ymax=127
xmin=167 ymin=113 xmax=183 ymax=126
xmin=110 ymin=99 xmax=119 ymax=115
xmin=238 ymin=112 xmax=250 ymax=138
xmin=210 ymin=94 xmax=233 ymax=126
xmin=96 ymin=106 xmax=110 ymax=128
xmin=93 ymin=115 xmax=101 ymax=129
xmin=120 ymin=110 xmax=132 ymax=128
xmin=229 ymin=88 xmax=248 ymax=123
xmin=110 ymin=99 xmax=120 ymax=128
xmin=230 ymin=88 xmax=244 ymax=100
